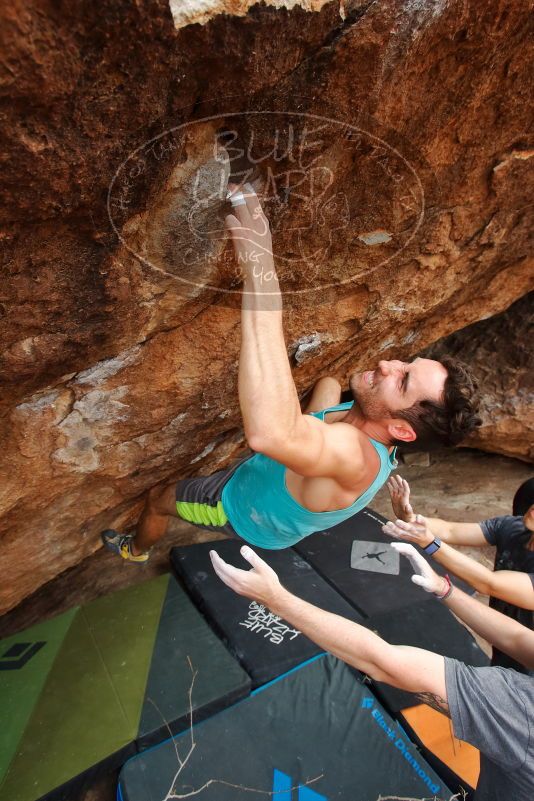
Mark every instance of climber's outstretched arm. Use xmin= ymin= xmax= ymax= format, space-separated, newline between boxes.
xmin=225 ymin=183 xmax=299 ymax=443
xmin=225 ymin=185 xmax=367 ymax=482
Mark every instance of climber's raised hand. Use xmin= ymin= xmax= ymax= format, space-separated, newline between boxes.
xmin=225 ymin=182 xmax=274 ymax=275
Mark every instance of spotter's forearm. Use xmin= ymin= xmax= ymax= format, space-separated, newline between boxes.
xmin=270 ymin=587 xmax=391 ymax=677
xmin=445 ymin=586 xmax=534 ymax=669
xmin=432 ymin=542 xmax=494 ymax=595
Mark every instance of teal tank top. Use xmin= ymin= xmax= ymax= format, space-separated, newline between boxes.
xmin=221 ymin=402 xmax=397 ymax=549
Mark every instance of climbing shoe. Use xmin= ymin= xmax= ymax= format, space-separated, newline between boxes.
xmin=101 ymin=530 xmax=150 ymax=563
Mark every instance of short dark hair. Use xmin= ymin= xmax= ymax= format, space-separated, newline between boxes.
xmin=393 ymin=356 xmax=481 ymax=452
xmin=512 ymin=478 xmax=534 ymax=516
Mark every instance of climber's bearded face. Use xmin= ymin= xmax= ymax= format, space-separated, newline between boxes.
xmin=349 ymin=358 xmax=448 ymax=421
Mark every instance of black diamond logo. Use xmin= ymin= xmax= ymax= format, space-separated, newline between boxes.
xmin=0 ymin=641 xmax=46 ymax=670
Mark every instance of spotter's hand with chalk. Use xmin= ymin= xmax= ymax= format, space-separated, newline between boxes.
xmin=386 ymin=475 xmax=416 ymax=523
xmin=391 ymin=543 xmax=451 ymax=597
xmin=210 ymin=546 xmax=283 ymax=609
xmin=382 ymin=514 xmax=435 ymax=548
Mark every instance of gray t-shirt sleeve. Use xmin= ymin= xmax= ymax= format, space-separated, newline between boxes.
xmin=444 ymin=658 xmax=531 ymax=771
xmin=479 ymin=515 xmax=514 ymax=545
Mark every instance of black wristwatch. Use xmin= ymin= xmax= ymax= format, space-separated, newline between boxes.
xmin=423 ymin=538 xmax=441 ymax=556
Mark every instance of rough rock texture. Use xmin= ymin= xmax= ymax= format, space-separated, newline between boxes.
xmin=424 ymin=292 xmax=534 ymax=462
xmin=1 ymin=0 xmax=533 ymax=612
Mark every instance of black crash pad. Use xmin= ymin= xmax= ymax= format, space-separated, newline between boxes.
xmin=294 ymin=507 xmax=472 ymax=617
xmin=0 ymin=574 xmax=250 ymax=801
xmin=118 ymin=654 xmax=450 ymax=801
xmin=171 ymin=540 xmax=365 ymax=687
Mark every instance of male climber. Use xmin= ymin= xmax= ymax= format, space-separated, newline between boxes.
xmin=102 ymin=182 xmax=480 ymax=563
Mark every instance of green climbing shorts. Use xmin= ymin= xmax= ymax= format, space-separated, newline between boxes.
xmin=174 ymin=455 xmax=251 ymax=537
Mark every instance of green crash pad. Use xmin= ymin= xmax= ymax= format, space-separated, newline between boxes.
xmin=0 ymin=574 xmax=250 ymax=801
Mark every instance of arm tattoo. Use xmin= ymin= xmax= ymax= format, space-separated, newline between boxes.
xmin=415 ymin=692 xmax=451 ymax=718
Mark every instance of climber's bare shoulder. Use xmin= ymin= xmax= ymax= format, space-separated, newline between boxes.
xmin=254 ymin=412 xmax=380 ymax=499
xmin=281 ymin=419 xmax=381 ymax=512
